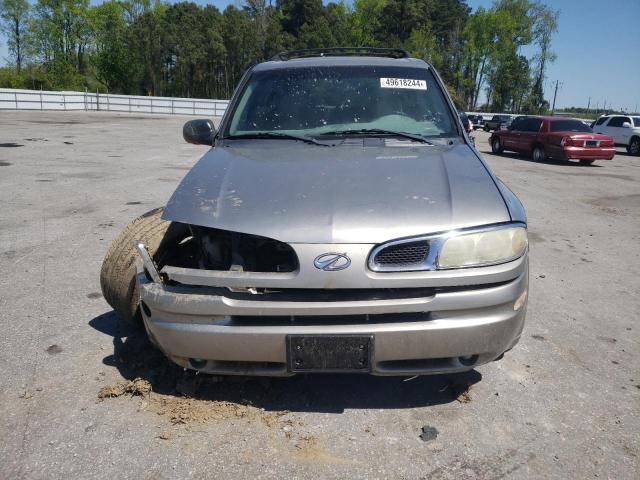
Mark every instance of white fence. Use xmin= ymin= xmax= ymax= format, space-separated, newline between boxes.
xmin=0 ymin=88 xmax=229 ymax=117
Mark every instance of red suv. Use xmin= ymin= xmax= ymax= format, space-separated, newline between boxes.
xmin=489 ymin=116 xmax=615 ymax=165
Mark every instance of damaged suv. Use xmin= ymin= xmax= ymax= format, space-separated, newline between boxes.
xmin=101 ymin=48 xmax=529 ymax=376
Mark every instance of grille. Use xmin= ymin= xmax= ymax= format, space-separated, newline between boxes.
xmin=217 ymin=287 xmax=435 ymax=302
xmin=229 ymin=312 xmax=432 ymax=326
xmin=373 ymin=241 xmax=429 ymax=267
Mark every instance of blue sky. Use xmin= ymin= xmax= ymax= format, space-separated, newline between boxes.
xmin=2 ymin=0 xmax=638 ymax=111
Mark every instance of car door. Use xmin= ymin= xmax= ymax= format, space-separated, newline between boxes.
xmin=599 ymin=116 xmax=626 ymax=144
xmin=592 ymin=116 xmax=610 ymax=136
xmin=501 ymin=117 xmax=523 ymax=148
xmin=516 ymin=117 xmax=543 ymax=153
xmin=618 ymin=117 xmax=633 ymax=144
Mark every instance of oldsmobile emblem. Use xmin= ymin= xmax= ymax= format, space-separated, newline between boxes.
xmin=313 ymin=253 xmax=351 ymax=271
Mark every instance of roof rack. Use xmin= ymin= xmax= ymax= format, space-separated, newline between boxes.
xmin=271 ymin=47 xmax=410 ymax=61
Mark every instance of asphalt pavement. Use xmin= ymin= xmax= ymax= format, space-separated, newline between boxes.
xmin=0 ymin=112 xmax=638 ymax=479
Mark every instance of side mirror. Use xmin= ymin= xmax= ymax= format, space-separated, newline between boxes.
xmin=183 ymin=119 xmax=216 ymax=145
xmin=622 ymin=122 xmax=631 ymax=128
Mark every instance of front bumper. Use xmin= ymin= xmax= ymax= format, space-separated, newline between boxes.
xmin=138 ymin=255 xmax=528 ymax=376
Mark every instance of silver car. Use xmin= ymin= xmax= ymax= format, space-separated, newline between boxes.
xmin=100 ymin=48 xmax=529 ymax=376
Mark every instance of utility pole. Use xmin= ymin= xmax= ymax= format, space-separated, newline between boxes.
xmin=551 ymin=80 xmax=560 ymax=115
xmin=586 ymin=96 xmax=591 ymax=113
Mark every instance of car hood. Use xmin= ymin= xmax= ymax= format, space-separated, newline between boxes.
xmin=162 ymin=139 xmax=510 ymax=244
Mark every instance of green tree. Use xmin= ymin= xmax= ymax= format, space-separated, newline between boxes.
xmin=128 ymin=2 xmax=166 ymax=95
xmin=374 ymin=0 xmax=420 ymax=46
xmin=0 ymin=0 xmax=30 ymax=72
xmin=429 ymin=0 xmax=470 ymax=87
xmin=221 ymin=6 xmax=258 ymax=97
xmin=244 ymin=0 xmax=290 ymax=60
xmin=349 ymin=0 xmax=386 ymax=46
xmin=525 ymin=1 xmax=558 ymax=113
xmin=30 ymin=0 xmax=91 ymax=71
xmin=406 ymin=23 xmax=442 ymax=71
xmin=90 ymin=0 xmax=138 ymax=92
xmin=483 ymin=0 xmax=537 ymax=112
xmin=278 ymin=0 xmax=323 ymax=37
xmin=460 ymin=7 xmax=498 ymax=109
xmin=0 ymin=0 xmax=560 ymax=108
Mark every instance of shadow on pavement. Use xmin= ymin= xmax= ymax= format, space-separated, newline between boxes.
xmin=89 ymin=310 xmax=482 ymax=414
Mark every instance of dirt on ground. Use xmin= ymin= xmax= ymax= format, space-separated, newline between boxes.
xmin=97 ymin=332 xmax=291 ymax=428
xmin=148 ymin=394 xmax=289 ymax=426
xmin=98 ymin=378 xmax=152 ymax=399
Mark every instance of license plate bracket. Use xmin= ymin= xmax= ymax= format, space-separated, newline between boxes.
xmin=287 ymin=335 xmax=373 ymax=373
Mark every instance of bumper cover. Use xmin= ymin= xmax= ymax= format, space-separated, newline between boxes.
xmin=562 ymin=146 xmax=615 ymax=160
xmin=138 ymin=261 xmax=528 ymax=376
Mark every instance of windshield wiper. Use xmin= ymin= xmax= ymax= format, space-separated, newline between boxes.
xmin=224 ymin=132 xmax=332 ymax=146
xmin=319 ymin=128 xmax=433 ymax=144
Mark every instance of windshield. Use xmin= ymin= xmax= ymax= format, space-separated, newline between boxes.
xmin=225 ymin=65 xmax=457 ymax=139
xmin=634 ymin=117 xmax=640 ymax=127
xmin=550 ymin=120 xmax=592 ymax=133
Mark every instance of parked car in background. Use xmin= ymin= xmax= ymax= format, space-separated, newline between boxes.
xmin=458 ymin=111 xmax=473 ymax=133
xmin=592 ymin=114 xmax=640 ymax=155
xmin=489 ymin=116 xmax=615 ymax=165
xmin=467 ymin=114 xmax=485 ymax=130
xmin=484 ymin=115 xmax=513 ymax=132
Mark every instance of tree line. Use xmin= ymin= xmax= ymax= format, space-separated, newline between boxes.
xmin=0 ymin=0 xmax=558 ymax=113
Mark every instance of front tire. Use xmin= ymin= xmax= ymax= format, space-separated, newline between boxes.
xmin=628 ymin=137 xmax=640 ymax=156
xmin=100 ymin=207 xmax=184 ymax=326
xmin=532 ymin=145 xmax=545 ymax=162
xmin=491 ymin=137 xmax=503 ymax=154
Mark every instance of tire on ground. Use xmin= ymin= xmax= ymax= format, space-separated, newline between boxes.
xmin=491 ymin=137 xmax=503 ymax=154
xmin=532 ymin=145 xmax=545 ymax=162
xmin=99 ymin=207 xmax=185 ymax=326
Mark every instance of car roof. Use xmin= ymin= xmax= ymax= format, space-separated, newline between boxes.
xmin=253 ymin=56 xmax=430 ymax=72
xmin=517 ymin=116 xmax=582 ymax=121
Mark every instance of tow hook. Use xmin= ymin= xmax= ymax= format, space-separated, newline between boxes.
xmin=134 ymin=240 xmax=164 ymax=284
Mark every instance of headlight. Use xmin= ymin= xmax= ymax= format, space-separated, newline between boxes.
xmin=437 ymin=226 xmax=528 ymax=269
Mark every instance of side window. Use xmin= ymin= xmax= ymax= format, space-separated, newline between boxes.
xmin=607 ymin=117 xmax=624 ymax=127
xmin=510 ymin=117 xmax=523 ymax=130
xmin=531 ymin=118 xmax=543 ymax=132
xmin=520 ymin=118 xmax=542 ymax=132
xmin=595 ymin=117 xmax=608 ymax=126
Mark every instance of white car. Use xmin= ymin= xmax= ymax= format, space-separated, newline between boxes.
xmin=592 ymin=115 xmax=640 ymax=155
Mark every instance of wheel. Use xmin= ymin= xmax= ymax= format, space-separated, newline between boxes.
xmin=100 ymin=207 xmax=186 ymax=326
xmin=483 ymin=126 xmax=490 ymax=132
xmin=579 ymin=159 xmax=595 ymax=165
xmin=628 ymin=137 xmax=640 ymax=156
xmin=532 ymin=145 xmax=545 ymax=162
xmin=491 ymin=137 xmax=503 ymax=154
